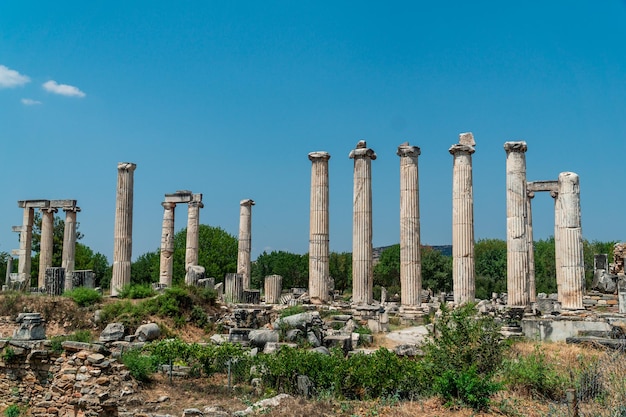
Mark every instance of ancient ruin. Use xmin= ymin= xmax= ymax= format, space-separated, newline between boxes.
xmin=308 ymin=151 xmax=331 ymax=302
xmin=397 ymin=143 xmax=422 ymax=307
xmin=449 ymin=133 xmax=476 ymax=305
xmin=111 ymin=162 xmax=136 ymax=296
xmin=349 ymin=140 xmax=376 ymax=305
xmin=237 ymin=199 xmax=255 ymax=290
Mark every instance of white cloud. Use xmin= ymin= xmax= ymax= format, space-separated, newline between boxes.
xmin=43 ymin=80 xmax=86 ymax=98
xmin=21 ymin=98 xmax=42 ymax=106
xmin=0 ymin=65 xmax=30 ymax=88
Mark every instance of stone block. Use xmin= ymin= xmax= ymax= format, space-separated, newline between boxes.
xmin=248 ymin=329 xmax=279 ymax=348
xmin=135 ymin=323 xmax=160 ymax=342
xmin=99 ymin=323 xmax=125 ymax=342
xmin=323 ymin=335 xmax=352 ymax=353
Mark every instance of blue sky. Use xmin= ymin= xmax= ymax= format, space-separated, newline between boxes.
xmin=1 ymin=1 xmax=625 ymax=262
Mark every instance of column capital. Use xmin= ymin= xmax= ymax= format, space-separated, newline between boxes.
xmin=504 ymin=141 xmax=527 ymax=153
xmin=550 ymin=190 xmax=559 ymax=199
xmin=240 ymin=199 xmax=255 ymax=207
xmin=349 ymin=140 xmax=376 ymax=160
xmin=117 ymin=162 xmax=137 ymax=172
xmin=397 ymin=142 xmax=421 ymax=158
xmin=308 ymin=151 xmax=330 ymax=161
xmin=449 ymin=144 xmax=475 ymax=155
xmin=41 ymin=207 xmax=58 ymax=214
xmin=188 ymin=200 xmax=204 ymax=209
xmin=162 ymin=201 xmax=176 ymax=210
xmin=527 ymin=190 xmax=535 ymax=199
xmin=63 ymin=206 xmax=81 ymax=213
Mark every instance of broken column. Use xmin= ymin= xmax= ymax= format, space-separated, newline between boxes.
xmin=504 ymin=142 xmax=530 ymax=308
xmin=62 ymin=205 xmax=80 ymax=292
xmin=224 ymin=273 xmax=244 ymax=304
xmin=111 ymin=162 xmax=136 ymax=296
xmin=557 ymin=172 xmax=585 ymax=310
xmin=397 ymin=143 xmax=422 ymax=307
xmin=308 ymin=151 xmax=331 ymax=302
xmin=38 ymin=207 xmax=57 ymax=289
xmin=237 ymin=199 xmax=255 ymax=290
xmin=449 ymin=133 xmax=476 ymax=305
xmin=264 ymin=274 xmax=283 ymax=304
xmin=349 ymin=140 xmax=376 ymax=305
xmin=159 ymin=201 xmax=176 ymax=287
xmin=185 ymin=194 xmax=203 ymax=285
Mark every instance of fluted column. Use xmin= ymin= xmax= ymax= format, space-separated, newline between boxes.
xmin=526 ymin=191 xmax=536 ymax=303
xmin=553 ymin=190 xmax=563 ymax=302
xmin=397 ymin=143 xmax=421 ymax=307
xmin=111 ymin=162 xmax=136 ymax=296
xmin=308 ymin=151 xmax=331 ymax=302
xmin=38 ymin=207 xmax=58 ymax=288
xmin=264 ymin=274 xmax=283 ymax=304
xmin=449 ymin=133 xmax=476 ymax=305
xmin=350 ymin=140 xmax=376 ymax=305
xmin=159 ymin=202 xmax=176 ymax=287
xmin=504 ymin=142 xmax=529 ymax=307
xmin=185 ymin=194 xmax=203 ymax=285
xmin=237 ymin=199 xmax=255 ymax=290
xmin=62 ymin=206 xmax=80 ymax=291
xmin=557 ymin=172 xmax=585 ymax=309
xmin=18 ymin=207 xmax=35 ymax=289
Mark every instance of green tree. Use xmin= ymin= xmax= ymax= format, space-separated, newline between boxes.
xmin=251 ymin=251 xmax=308 ymax=289
xmin=474 ymin=239 xmax=507 ymax=299
xmin=171 ymin=225 xmax=238 ymax=285
xmin=329 ymin=251 xmax=352 ymax=293
xmin=131 ymin=250 xmax=160 ymax=285
xmin=422 ymin=246 xmax=453 ymax=293
xmin=373 ymin=244 xmax=400 ymax=288
xmin=534 ymin=237 xmax=556 ymax=294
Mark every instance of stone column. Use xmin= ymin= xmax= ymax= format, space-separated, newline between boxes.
xmin=237 ymin=199 xmax=255 ymax=290
xmin=5 ymin=257 xmax=12 ymax=286
xmin=553 ymin=190 xmax=563 ymax=302
xmin=38 ymin=207 xmax=58 ymax=289
xmin=62 ymin=207 xmax=80 ymax=291
xmin=557 ymin=172 xmax=585 ymax=309
xmin=159 ymin=202 xmax=176 ymax=287
xmin=526 ymin=191 xmax=536 ymax=303
xmin=397 ymin=143 xmax=422 ymax=307
xmin=264 ymin=274 xmax=283 ymax=304
xmin=17 ymin=207 xmax=35 ymax=289
xmin=308 ymin=151 xmax=331 ymax=302
xmin=449 ymin=133 xmax=476 ymax=305
xmin=185 ymin=194 xmax=203 ymax=285
xmin=504 ymin=142 xmax=530 ymax=308
xmin=224 ymin=273 xmax=243 ymax=304
xmin=111 ymin=162 xmax=136 ymax=296
xmin=349 ymin=140 xmax=376 ymax=305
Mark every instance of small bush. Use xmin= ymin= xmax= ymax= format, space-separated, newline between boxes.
xmin=64 ymin=287 xmax=102 ymax=307
xmin=435 ymin=366 xmax=501 ymax=410
xmin=279 ymin=305 xmax=306 ymax=318
xmin=4 ymin=404 xmax=21 ymax=417
xmin=118 ymin=283 xmax=155 ymax=299
xmin=121 ymin=348 xmax=158 ymax=382
xmin=503 ymin=344 xmax=566 ymax=400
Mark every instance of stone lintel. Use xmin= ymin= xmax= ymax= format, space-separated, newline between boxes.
xmin=164 ymin=191 xmax=193 ymax=203
xmin=527 ymin=180 xmax=558 ymax=194
xmin=448 ymin=144 xmax=475 ymax=155
xmin=349 ymin=140 xmax=376 ymax=160
xmin=49 ymin=199 xmax=77 ymax=209
xmin=459 ymin=132 xmax=476 ymax=146
xmin=12 ymin=226 xmax=25 ymax=233
xmin=240 ymin=199 xmax=255 ymax=207
xmin=18 ymin=200 xmax=50 ymax=209
xmin=504 ymin=141 xmax=528 ymax=153
xmin=397 ymin=142 xmax=421 ymax=157
xmin=308 ymin=151 xmax=331 ymax=161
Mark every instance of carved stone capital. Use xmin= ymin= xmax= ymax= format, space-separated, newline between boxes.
xmin=448 ymin=144 xmax=475 ymax=155
xmin=504 ymin=141 xmax=527 ymax=153
xmin=308 ymin=151 xmax=330 ymax=162
xmin=527 ymin=190 xmax=535 ymax=199
xmin=62 ymin=206 xmax=81 ymax=213
xmin=396 ymin=142 xmax=421 ymax=158
xmin=550 ymin=190 xmax=559 ymax=199
xmin=240 ymin=199 xmax=255 ymax=207
xmin=41 ymin=207 xmax=58 ymax=214
xmin=162 ymin=201 xmax=176 ymax=210
xmin=188 ymin=200 xmax=204 ymax=209
xmin=117 ymin=162 xmax=137 ymax=172
xmin=349 ymin=140 xmax=376 ymax=160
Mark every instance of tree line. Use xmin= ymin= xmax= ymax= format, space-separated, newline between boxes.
xmin=0 ymin=217 xmax=617 ymax=300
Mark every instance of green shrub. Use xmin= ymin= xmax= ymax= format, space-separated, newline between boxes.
xmin=279 ymin=305 xmax=306 ymax=318
xmin=121 ymin=348 xmax=158 ymax=382
xmin=422 ymin=303 xmax=507 ymax=409
xmin=50 ymin=330 xmax=93 ymax=354
xmin=118 ymin=283 xmax=155 ymax=299
xmin=503 ymin=344 xmax=567 ymax=400
xmin=4 ymin=404 xmax=21 ymax=417
xmin=64 ymin=287 xmax=102 ymax=307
